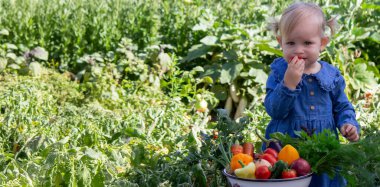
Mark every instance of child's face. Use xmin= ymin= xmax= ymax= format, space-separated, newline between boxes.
xmin=277 ymin=16 xmax=329 ymax=67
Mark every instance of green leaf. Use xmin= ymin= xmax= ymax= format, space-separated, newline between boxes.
xmin=256 ymin=43 xmax=283 ymax=56
xmin=15 ymin=56 xmax=25 ymax=65
xmin=125 ymin=127 xmax=146 ymax=139
xmin=158 ymin=52 xmax=172 ymax=69
xmin=223 ymin=50 xmax=238 ymax=61
xmin=81 ymin=165 xmax=91 ymax=185
xmin=192 ymin=66 xmax=204 ymax=72
xmin=0 ymin=58 xmax=7 ymax=72
xmin=25 ymin=135 xmax=46 ymax=153
xmin=84 ymin=148 xmax=102 ymax=160
xmin=192 ymin=18 xmax=214 ymax=31
xmin=131 ymin=144 xmax=145 ymax=166
xmin=200 ymin=36 xmax=218 ymax=46
xmin=30 ymin=47 xmax=48 ymax=61
xmin=57 ymin=136 xmax=70 ymax=145
xmin=210 ymin=84 xmax=227 ymax=100
xmin=220 ymin=62 xmax=243 ymax=84
xmin=248 ymin=68 xmax=268 ymax=85
xmin=353 ymin=63 xmax=377 ymax=88
xmin=44 ymin=152 xmax=58 ymax=168
xmin=370 ymin=32 xmax=380 ymax=43
xmin=361 ymin=3 xmax=380 ymax=10
xmin=91 ymin=171 xmax=105 ymax=187
xmin=181 ymin=44 xmax=212 ymax=62
xmin=193 ymin=163 xmax=207 ymax=187
xmin=5 ymin=43 xmax=18 ymax=50
xmin=6 ymin=53 xmax=17 ymax=61
xmin=220 ymin=33 xmax=239 ymax=41
xmin=8 ymin=63 xmax=20 ymax=70
xmin=351 ymin=28 xmax=370 ymax=40
xmin=0 ymin=29 xmax=9 ymax=36
xmin=108 ymin=132 xmax=122 ymax=143
xmin=201 ymin=64 xmax=221 ymax=81
xmin=29 ymin=62 xmax=42 ymax=77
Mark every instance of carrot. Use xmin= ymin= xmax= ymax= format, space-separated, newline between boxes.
xmin=230 ymin=141 xmax=243 ymax=155
xmin=243 ymin=142 xmax=254 ymax=158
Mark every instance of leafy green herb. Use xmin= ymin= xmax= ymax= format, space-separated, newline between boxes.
xmin=270 ymin=160 xmax=287 ymax=179
xmin=272 ymin=130 xmax=380 ymax=186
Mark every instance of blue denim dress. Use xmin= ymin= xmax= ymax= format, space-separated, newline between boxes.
xmin=264 ymin=58 xmax=360 ymax=187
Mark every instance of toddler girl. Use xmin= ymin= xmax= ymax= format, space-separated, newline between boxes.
xmin=264 ymin=2 xmax=360 ymax=186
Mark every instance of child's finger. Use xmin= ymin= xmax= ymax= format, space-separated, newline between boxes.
xmin=291 ymin=58 xmax=303 ymax=70
xmin=340 ymin=125 xmax=348 ymax=136
xmin=345 ymin=125 xmax=354 ymax=133
xmin=290 ymin=56 xmax=298 ymax=62
xmin=348 ymin=133 xmax=359 ymax=142
xmin=297 ymin=59 xmax=305 ymax=68
xmin=354 ymin=134 xmax=359 ymax=141
xmin=341 ymin=130 xmax=347 ymax=137
xmin=288 ymin=56 xmax=298 ymax=64
xmin=347 ymin=126 xmax=357 ymax=136
xmin=347 ymin=129 xmax=355 ymax=137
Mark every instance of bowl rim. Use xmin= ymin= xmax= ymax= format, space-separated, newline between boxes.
xmin=222 ymin=169 xmax=313 ymax=182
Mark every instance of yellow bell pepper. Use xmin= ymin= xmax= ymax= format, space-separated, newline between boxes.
xmin=278 ymin=144 xmax=300 ymax=165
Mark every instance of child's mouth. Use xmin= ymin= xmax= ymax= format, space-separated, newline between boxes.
xmin=289 ymin=56 xmax=306 ymax=62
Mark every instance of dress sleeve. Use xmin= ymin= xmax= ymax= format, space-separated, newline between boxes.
xmin=332 ymin=76 xmax=360 ymax=133
xmin=264 ymin=72 xmax=301 ymax=119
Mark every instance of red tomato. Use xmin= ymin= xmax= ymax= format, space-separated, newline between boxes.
xmin=260 ymin=153 xmax=277 ymax=166
xmin=212 ymin=130 xmax=218 ymax=139
xmin=264 ymin=148 xmax=278 ymax=159
xmin=255 ymin=166 xmax=271 ymax=179
xmin=282 ymin=169 xmax=297 ymax=179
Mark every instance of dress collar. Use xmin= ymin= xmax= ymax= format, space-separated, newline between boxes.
xmin=270 ymin=58 xmax=340 ymax=91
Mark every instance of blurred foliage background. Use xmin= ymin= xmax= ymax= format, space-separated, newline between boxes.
xmin=0 ymin=0 xmax=379 ymax=186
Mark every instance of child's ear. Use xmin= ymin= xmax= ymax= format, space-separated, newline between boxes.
xmin=276 ymin=36 xmax=282 ymax=47
xmin=320 ymin=36 xmax=329 ymax=51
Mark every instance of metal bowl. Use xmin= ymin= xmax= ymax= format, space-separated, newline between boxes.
xmin=223 ymin=169 xmax=313 ymax=187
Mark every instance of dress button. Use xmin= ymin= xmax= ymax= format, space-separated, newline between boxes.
xmin=310 ymin=105 xmax=315 ymax=110
xmin=310 ymin=91 xmax=315 ymax=96
xmin=308 ymin=78 xmax=313 ymax=83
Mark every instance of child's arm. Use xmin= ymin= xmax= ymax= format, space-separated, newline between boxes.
xmin=264 ymin=73 xmax=301 ymax=119
xmin=332 ymin=76 xmax=360 ymax=141
xmin=265 ymin=58 xmax=304 ymax=119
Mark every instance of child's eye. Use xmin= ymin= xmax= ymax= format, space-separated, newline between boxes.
xmin=286 ymin=42 xmax=295 ymax=45
xmin=305 ymin=41 xmax=313 ymax=45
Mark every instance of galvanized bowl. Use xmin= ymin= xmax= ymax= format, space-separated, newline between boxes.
xmin=223 ymin=169 xmax=313 ymax=187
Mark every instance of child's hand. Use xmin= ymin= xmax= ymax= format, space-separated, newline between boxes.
xmin=284 ymin=56 xmax=305 ymax=90
xmin=340 ymin=124 xmax=359 ymax=142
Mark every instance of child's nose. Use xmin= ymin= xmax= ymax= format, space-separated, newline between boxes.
xmin=294 ymin=45 xmax=304 ymax=54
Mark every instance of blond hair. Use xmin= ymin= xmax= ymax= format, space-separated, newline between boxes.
xmin=269 ymin=2 xmax=338 ymax=37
